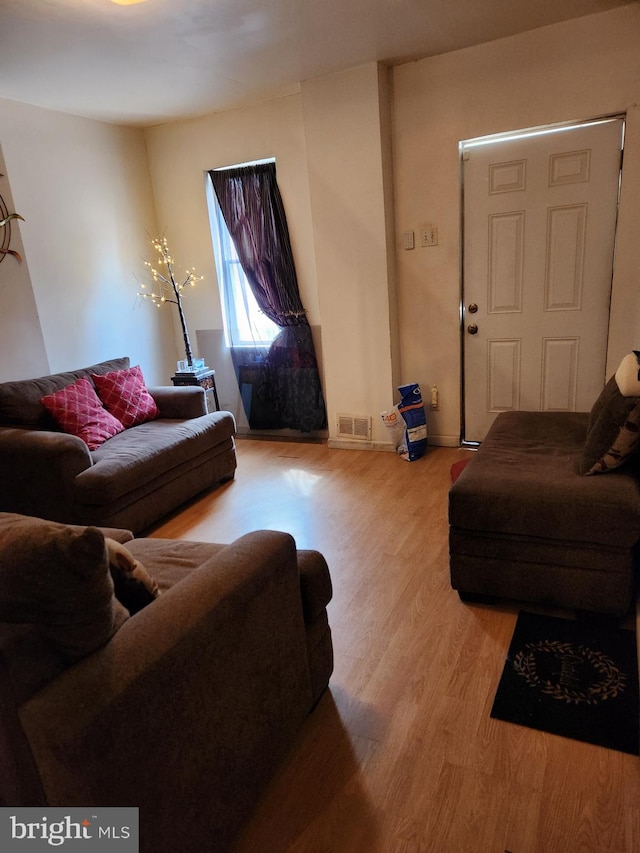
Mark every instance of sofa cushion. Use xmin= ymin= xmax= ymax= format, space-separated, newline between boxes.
xmin=585 ymin=401 xmax=640 ymax=475
xmin=0 ymin=513 xmax=128 ymax=664
xmin=75 ymin=413 xmax=236 ymax=504
xmin=40 ymin=377 xmax=125 ymax=450
xmin=125 ymin=538 xmax=227 ymax=591
xmin=0 ymin=357 xmax=130 ymax=430
xmin=580 ymin=371 xmax=640 ymax=475
xmin=449 ymin=411 xmax=640 ymax=549
xmin=93 ymin=365 xmax=159 ymax=428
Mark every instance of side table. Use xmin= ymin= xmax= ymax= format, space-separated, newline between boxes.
xmin=171 ymin=367 xmax=220 ymax=413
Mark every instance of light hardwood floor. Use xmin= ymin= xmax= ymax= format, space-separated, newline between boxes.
xmin=151 ymin=438 xmax=640 ymax=853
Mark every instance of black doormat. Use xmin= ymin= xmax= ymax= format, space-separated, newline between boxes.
xmin=491 ymin=611 xmax=640 ymax=755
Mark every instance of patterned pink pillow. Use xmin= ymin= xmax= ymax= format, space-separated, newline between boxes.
xmin=92 ymin=365 xmax=159 ymax=428
xmin=40 ymin=378 xmax=124 ymax=450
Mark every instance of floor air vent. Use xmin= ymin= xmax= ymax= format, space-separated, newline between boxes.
xmin=337 ymin=413 xmax=372 ymax=441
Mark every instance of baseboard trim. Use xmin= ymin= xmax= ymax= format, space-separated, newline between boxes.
xmin=326 ymin=434 xmax=461 ymax=451
xmin=327 ymin=438 xmax=397 ymax=452
xmin=235 ymin=428 xmax=328 ymax=444
xmin=428 ymin=434 xmax=461 ymax=447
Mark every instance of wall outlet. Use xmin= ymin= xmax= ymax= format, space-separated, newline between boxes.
xmin=420 ymin=226 xmax=438 ymax=247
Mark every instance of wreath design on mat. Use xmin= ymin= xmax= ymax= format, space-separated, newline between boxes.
xmin=513 ymin=640 xmax=627 ymax=705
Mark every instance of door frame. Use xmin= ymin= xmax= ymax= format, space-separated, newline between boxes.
xmin=458 ymin=113 xmax=625 ymax=446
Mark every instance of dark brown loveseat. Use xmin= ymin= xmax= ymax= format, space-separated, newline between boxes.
xmin=0 ymin=358 xmax=237 ymax=533
xmin=449 ymin=402 xmax=640 ymax=618
xmin=0 ymin=513 xmax=333 ymax=852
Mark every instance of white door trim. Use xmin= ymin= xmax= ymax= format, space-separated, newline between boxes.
xmin=458 ymin=113 xmax=625 ymax=446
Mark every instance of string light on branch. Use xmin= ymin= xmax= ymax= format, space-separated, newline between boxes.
xmin=137 ymin=236 xmax=203 ymax=367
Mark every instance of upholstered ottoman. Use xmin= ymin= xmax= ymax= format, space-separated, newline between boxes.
xmin=448 ymin=410 xmax=640 ymax=617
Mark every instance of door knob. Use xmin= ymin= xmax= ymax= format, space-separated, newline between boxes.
xmin=468 ymin=303 xmax=478 ymax=314
xmin=467 ymin=324 xmax=478 ymax=335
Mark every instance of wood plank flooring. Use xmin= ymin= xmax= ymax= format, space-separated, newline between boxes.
xmin=150 ymin=438 xmax=640 ymax=853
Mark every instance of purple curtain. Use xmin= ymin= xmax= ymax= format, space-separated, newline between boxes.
xmin=209 ymin=163 xmax=326 ymax=432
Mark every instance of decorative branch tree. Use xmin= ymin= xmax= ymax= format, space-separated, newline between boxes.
xmin=137 ymin=237 xmax=203 ymax=367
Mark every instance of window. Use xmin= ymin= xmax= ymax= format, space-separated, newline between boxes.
xmin=206 ymin=168 xmax=279 ymax=348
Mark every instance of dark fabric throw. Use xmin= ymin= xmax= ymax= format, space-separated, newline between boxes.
xmin=580 ymin=375 xmax=640 ymax=475
xmin=209 ymin=164 xmax=326 ymax=432
xmin=210 ymin=163 xmax=306 ymax=328
xmin=247 ymin=326 xmax=327 ymax=431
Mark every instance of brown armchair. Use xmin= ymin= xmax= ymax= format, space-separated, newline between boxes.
xmin=0 ymin=513 xmax=333 ymax=852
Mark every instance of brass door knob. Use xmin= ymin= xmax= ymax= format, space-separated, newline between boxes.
xmin=468 ymin=303 xmax=478 ymax=314
xmin=467 ymin=324 xmax=478 ymax=335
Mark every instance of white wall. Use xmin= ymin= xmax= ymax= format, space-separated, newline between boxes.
xmin=0 ymin=142 xmax=48 ymax=382
xmin=146 ymin=70 xmax=399 ymax=445
xmin=0 ymin=98 xmax=169 ymax=383
xmin=302 ymin=62 xmax=398 ymax=447
xmin=392 ymin=3 xmax=640 ymax=444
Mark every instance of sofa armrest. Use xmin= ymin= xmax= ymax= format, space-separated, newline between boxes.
xmin=147 ymin=385 xmax=207 ymax=419
xmin=0 ymin=427 xmax=92 ymax=520
xmin=19 ymin=531 xmax=313 ymax=848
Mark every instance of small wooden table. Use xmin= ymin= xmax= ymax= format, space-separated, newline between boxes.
xmin=171 ymin=368 xmax=220 ymax=412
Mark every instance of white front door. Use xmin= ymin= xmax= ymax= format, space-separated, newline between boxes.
xmin=461 ymin=118 xmax=624 ymax=443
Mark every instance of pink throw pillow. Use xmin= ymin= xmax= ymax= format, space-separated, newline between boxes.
xmin=92 ymin=365 xmax=159 ymax=428
xmin=40 ymin=377 xmax=124 ymax=450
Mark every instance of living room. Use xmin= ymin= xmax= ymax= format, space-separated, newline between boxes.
xmin=1 ymin=2 xmax=639 ymax=449
xmin=1 ymin=1 xmax=640 ymax=850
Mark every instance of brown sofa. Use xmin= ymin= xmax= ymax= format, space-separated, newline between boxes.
xmin=0 ymin=358 xmax=237 ymax=533
xmin=0 ymin=513 xmax=333 ymax=852
xmin=449 ymin=409 xmax=640 ymax=617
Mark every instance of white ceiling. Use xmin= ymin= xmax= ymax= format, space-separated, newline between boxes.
xmin=0 ymin=0 xmax=635 ymax=127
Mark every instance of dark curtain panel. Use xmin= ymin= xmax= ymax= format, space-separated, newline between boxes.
xmin=209 ymin=163 xmax=327 ymax=432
